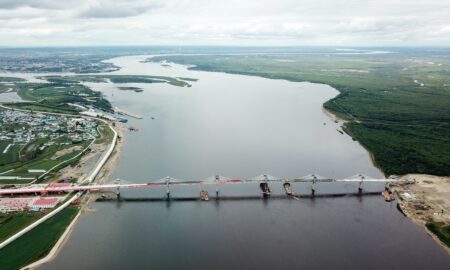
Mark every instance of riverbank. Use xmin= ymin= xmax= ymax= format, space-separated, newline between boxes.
xmin=21 ymin=192 xmax=99 ymax=270
xmin=322 ymin=106 xmax=385 ymax=178
xmin=92 ymin=123 xmax=125 ymax=184
xmin=53 ymin=122 xmax=124 ymax=185
xmin=0 ymin=207 xmax=80 ymax=270
xmin=19 ymin=122 xmax=122 ymax=269
xmin=21 ymin=209 xmax=82 ymax=270
xmin=321 ymin=107 xmax=345 ymax=124
xmin=394 ymin=174 xmax=450 ymax=253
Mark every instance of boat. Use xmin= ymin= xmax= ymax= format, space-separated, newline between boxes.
xmin=200 ymin=190 xmax=209 ymax=201
xmin=118 ymin=117 xmax=128 ymax=123
xmin=383 ymin=188 xmax=395 ymax=202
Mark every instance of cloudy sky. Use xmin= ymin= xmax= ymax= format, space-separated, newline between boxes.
xmin=1 ymin=0 xmax=450 ymax=47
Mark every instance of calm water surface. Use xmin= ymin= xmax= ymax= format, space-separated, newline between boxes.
xmin=40 ymin=56 xmax=450 ymax=269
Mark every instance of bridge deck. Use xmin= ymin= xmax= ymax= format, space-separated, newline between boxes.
xmin=0 ymin=178 xmax=403 ymax=196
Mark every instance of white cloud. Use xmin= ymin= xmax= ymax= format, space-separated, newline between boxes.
xmin=0 ymin=0 xmax=85 ymax=11
xmin=0 ymin=0 xmax=449 ymax=46
xmin=78 ymin=0 xmax=164 ymax=18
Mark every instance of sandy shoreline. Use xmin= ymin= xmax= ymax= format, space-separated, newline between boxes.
xmin=94 ymin=123 xmax=125 ymax=184
xmin=395 ymin=174 xmax=450 ymax=254
xmin=321 ymin=106 xmax=345 ymax=124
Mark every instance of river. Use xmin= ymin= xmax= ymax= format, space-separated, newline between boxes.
xmin=37 ymin=55 xmax=449 ymax=269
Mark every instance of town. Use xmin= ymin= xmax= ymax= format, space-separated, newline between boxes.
xmin=0 ymin=109 xmax=98 ymax=144
xmin=0 ymin=109 xmax=99 ymax=184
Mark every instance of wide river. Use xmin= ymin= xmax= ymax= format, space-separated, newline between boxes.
xmin=40 ymin=56 xmax=450 ymax=269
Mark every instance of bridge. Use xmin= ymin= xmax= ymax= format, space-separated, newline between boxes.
xmin=0 ymin=174 xmax=411 ymax=198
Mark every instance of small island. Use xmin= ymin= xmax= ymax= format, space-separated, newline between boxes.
xmin=117 ymin=87 xmax=143 ymax=93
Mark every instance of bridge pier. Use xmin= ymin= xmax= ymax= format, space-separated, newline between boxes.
xmin=311 ymin=178 xmax=316 ymax=198
xmin=214 ymin=175 xmax=220 ymax=199
xmin=116 ymin=187 xmax=121 ymax=200
xmin=261 ymin=174 xmax=271 ymax=197
xmin=358 ymin=175 xmax=365 ymax=196
xmin=114 ymin=178 xmax=121 ymax=200
xmin=165 ymin=176 xmax=171 ymax=201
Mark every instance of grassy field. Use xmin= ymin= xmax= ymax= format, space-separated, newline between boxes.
xmin=0 ymin=207 xmax=79 ymax=270
xmin=0 ymin=212 xmax=45 ymax=242
xmin=96 ymin=121 xmax=115 ymax=144
xmin=0 ymin=140 xmax=21 ymax=165
xmin=0 ymin=137 xmax=91 ymax=183
xmin=151 ymin=49 xmax=450 ymax=176
xmin=426 ymin=220 xmax=450 ymax=248
xmin=40 ymin=75 xmax=195 ymax=87
xmin=5 ymin=103 xmax=79 ymax=114
xmin=14 ymin=82 xmax=112 ymax=113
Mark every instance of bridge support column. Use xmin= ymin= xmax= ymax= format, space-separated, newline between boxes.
xmin=310 ymin=175 xmax=318 ymax=198
xmin=215 ymin=175 xmax=220 ymax=199
xmin=358 ymin=175 xmax=365 ymax=196
xmin=165 ymin=177 xmax=171 ymax=201
xmin=166 ymin=186 xmax=171 ymax=201
xmin=116 ymin=187 xmax=121 ymax=200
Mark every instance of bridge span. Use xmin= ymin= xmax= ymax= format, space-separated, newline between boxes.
xmin=0 ymin=174 xmax=412 ymax=198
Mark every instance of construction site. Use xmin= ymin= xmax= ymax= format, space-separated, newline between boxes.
xmin=394 ymin=174 xmax=450 ymax=251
